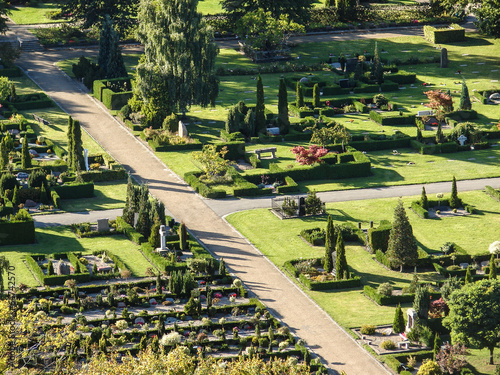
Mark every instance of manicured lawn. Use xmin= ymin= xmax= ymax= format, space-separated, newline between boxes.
xmin=1 ymin=226 xmax=152 ymax=288
xmin=226 ymin=191 xmax=500 ymax=326
xmin=60 ymin=181 xmax=127 ymax=212
xmin=467 ymin=348 xmax=500 ymax=375
xmin=8 ymin=3 xmax=67 ymax=25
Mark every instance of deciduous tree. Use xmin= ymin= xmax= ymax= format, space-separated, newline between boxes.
xmin=135 ymin=0 xmax=219 ymax=116
xmin=62 ymin=0 xmax=137 ymax=34
xmin=443 ymin=279 xmax=500 ymax=365
xmin=291 ymin=145 xmax=328 ymax=165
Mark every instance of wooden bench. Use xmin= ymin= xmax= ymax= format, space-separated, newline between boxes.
xmin=32 ymin=113 xmax=50 ymax=126
xmin=254 ymin=147 xmax=277 ymax=160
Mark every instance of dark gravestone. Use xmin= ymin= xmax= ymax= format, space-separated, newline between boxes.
xmin=339 ymin=79 xmax=350 ymax=89
xmin=298 ymin=197 xmax=306 ymax=217
xmin=440 ymin=48 xmax=448 ymax=68
xmin=345 ymin=58 xmax=358 ymax=74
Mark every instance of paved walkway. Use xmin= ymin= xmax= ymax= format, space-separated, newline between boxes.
xmin=15 ymin=49 xmax=388 ymax=374
xmin=33 ymin=208 xmax=123 ymax=228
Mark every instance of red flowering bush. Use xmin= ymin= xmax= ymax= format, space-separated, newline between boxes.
xmin=290 ymin=145 xmax=328 ymax=165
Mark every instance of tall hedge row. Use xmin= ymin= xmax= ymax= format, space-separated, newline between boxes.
xmin=0 ymin=220 xmax=35 ymax=245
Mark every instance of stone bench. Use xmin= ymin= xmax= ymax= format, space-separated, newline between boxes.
xmin=254 ymin=147 xmax=277 ymax=160
xmin=397 ymin=341 xmax=409 ymax=349
xmin=32 ymin=113 xmax=50 ymax=126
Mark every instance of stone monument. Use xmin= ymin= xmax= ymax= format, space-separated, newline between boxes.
xmin=457 ymin=134 xmax=467 ymax=146
xmin=97 ymin=219 xmax=109 ymax=232
xmin=406 ymin=308 xmax=417 ymax=332
xmin=440 ymin=48 xmax=448 ymax=68
xmin=178 ymin=121 xmax=188 ymax=138
xmin=159 ymin=225 xmax=168 ymax=251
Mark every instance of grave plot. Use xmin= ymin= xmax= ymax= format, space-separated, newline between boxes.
xmin=12 ymin=220 xmax=327 ymax=373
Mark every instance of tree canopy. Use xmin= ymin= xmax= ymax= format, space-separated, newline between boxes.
xmin=135 ymin=0 xmax=219 ymax=117
xmin=443 ymin=278 xmax=500 ymax=365
xmin=221 ymin=0 xmax=314 ymax=23
xmin=62 ymin=0 xmax=138 ymax=34
xmin=386 ymin=200 xmax=418 ymax=271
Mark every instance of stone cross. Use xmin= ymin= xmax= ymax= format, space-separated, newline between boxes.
xmin=440 ymin=48 xmax=448 ymax=68
xmin=159 ymin=225 xmax=168 ymax=250
xmin=458 ymin=134 xmax=467 ymax=146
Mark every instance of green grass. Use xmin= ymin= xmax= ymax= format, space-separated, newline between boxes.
xmin=8 ymin=3 xmax=67 ymax=25
xmin=2 ymin=226 xmax=153 ymax=288
xmin=226 ymin=191 xmax=500 ymax=326
xmin=466 ymin=348 xmax=500 ymax=375
xmin=60 ymin=181 xmax=127 ymax=212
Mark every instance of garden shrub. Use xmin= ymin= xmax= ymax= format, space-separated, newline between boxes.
xmin=411 ymin=201 xmax=429 ymax=219
xmin=360 ymin=324 xmax=376 ymax=335
xmin=485 ymin=185 xmax=500 ymax=201
xmin=377 ymin=282 xmax=393 ymax=297
xmin=369 ymin=110 xmax=416 ymax=126
xmin=300 ymin=227 xmax=324 ymax=246
xmin=215 ymin=141 xmax=245 ymax=161
xmin=364 ymin=285 xmax=415 ymax=306
xmin=381 ymin=340 xmax=396 ymax=350
xmin=116 ymin=216 xmax=145 ymax=244
xmin=0 ymin=213 xmax=35 ymax=245
xmin=385 ymin=70 xmax=417 ymax=84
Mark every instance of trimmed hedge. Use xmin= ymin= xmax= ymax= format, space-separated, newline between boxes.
xmin=147 ymin=139 xmax=203 ymax=152
xmin=368 ymin=221 xmax=391 ymax=252
xmin=385 ymin=71 xmax=417 ymax=84
xmin=0 ymin=219 xmax=35 ymax=245
xmin=284 ymin=259 xmax=361 ymax=291
xmin=289 ymin=104 xmax=314 ymax=118
xmin=410 ymin=140 xmax=458 ymax=154
xmin=276 ymin=176 xmax=299 ymax=193
xmin=184 ymin=172 xmax=227 ymax=199
xmin=45 ymin=139 xmax=67 ymax=158
xmin=350 ymin=137 xmax=411 ymax=151
xmin=215 ymin=141 xmax=246 ymax=161
xmin=232 ymin=174 xmax=272 ymax=197
xmin=6 ymin=93 xmax=54 ymax=111
xmin=353 ymin=84 xmax=380 ymax=94
xmin=411 ymin=201 xmax=429 ymax=218
xmin=102 ymin=89 xmax=133 ymax=110
xmin=116 ymin=216 xmax=145 ymax=244
xmin=445 ymin=110 xmax=477 ymax=121
xmin=243 ymin=150 xmax=371 ymax=184
xmin=363 ymin=285 xmax=415 ymax=306
xmin=322 ymin=85 xmax=350 ymax=96
xmin=298 ymin=273 xmax=361 ymax=291
xmin=0 ymin=200 xmax=13 ymax=217
xmin=0 ymin=66 xmax=23 ymax=77
xmin=380 ymin=81 xmax=400 ymax=92
xmin=424 ymin=24 xmax=465 ymax=44
xmin=369 ymin=110 xmax=416 ymax=126
xmin=353 ymin=100 xmax=368 ymax=113
xmin=52 ymin=182 xmax=94 ymax=199
xmin=433 ymin=263 xmax=476 ymax=277
xmin=80 ymin=169 xmax=127 ymax=182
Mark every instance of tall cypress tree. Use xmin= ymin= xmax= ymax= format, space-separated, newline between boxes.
xmin=0 ymin=140 xmax=8 ymax=170
xmin=372 ymin=41 xmax=384 ymax=84
xmin=435 ymin=123 xmax=444 ymax=144
xmin=106 ymin=18 xmax=128 ymax=78
xmin=433 ymin=333 xmax=441 ymax=360
xmin=489 ymin=254 xmax=497 ymax=280
xmin=386 ymin=200 xmax=418 ymax=272
xmin=459 ymin=78 xmax=471 ymax=110
xmin=420 ymin=186 xmax=428 ymax=210
xmin=277 ymin=78 xmax=289 ymax=135
xmin=71 ymin=120 xmax=84 ymax=171
xmin=335 ymin=232 xmax=348 ymax=280
xmin=255 ymin=75 xmax=266 ymax=134
xmin=98 ymin=14 xmax=112 ymax=72
xmin=40 ymin=183 xmax=49 ymax=205
xmin=313 ymin=83 xmax=320 ymax=108
xmin=21 ymin=135 xmax=31 ymax=169
xmin=392 ymin=304 xmax=405 ymax=334
xmin=413 ymin=284 xmax=429 ymax=320
xmin=122 ymin=175 xmax=134 ymax=225
xmin=296 ymin=81 xmax=304 ymax=108
xmin=67 ymin=116 xmax=74 ymax=168
xmin=323 ymin=215 xmax=334 ymax=273
xmin=449 ymin=176 xmax=460 ymax=209
xmin=465 ymin=266 xmax=473 ymax=284
xmin=179 ymin=222 xmax=188 ymax=251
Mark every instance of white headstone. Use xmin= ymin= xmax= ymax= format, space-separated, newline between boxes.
xmin=178 ymin=121 xmax=188 ymax=138
xmin=457 ymin=134 xmax=467 ymax=146
xmin=267 ymin=127 xmax=280 ymax=135
xmin=133 ymin=213 xmax=139 ymax=227
xmin=84 ymin=149 xmax=89 ymax=171
xmin=159 ymin=225 xmax=168 ymax=250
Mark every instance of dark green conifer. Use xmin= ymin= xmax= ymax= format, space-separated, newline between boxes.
xmin=277 ymin=78 xmax=289 ymax=134
xmin=255 ymin=75 xmax=266 ymax=134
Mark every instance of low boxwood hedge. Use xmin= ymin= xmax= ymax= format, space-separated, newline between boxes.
xmin=369 ymin=110 xmax=416 ymax=126
xmin=276 ymin=176 xmax=299 ymax=193
xmin=52 ymin=182 xmax=94 ymax=199
xmin=485 ymin=185 xmax=500 ymax=201
xmin=116 ymin=216 xmax=145 ymax=244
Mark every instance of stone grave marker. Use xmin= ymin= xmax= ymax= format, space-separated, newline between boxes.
xmin=345 ymin=58 xmax=358 ymax=74
xmin=133 ymin=212 xmax=139 ymax=227
xmin=406 ymin=308 xmax=417 ymax=332
xmin=457 ymin=134 xmax=467 ymax=146
xmin=159 ymin=225 xmax=168 ymax=250
xmin=97 ymin=219 xmax=109 ymax=232
xmin=460 ymin=263 xmax=469 ymax=269
xmin=178 ymin=121 xmax=188 ymax=138
xmin=440 ymin=48 xmax=448 ymax=68
xmin=339 ymin=79 xmax=349 ymax=89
